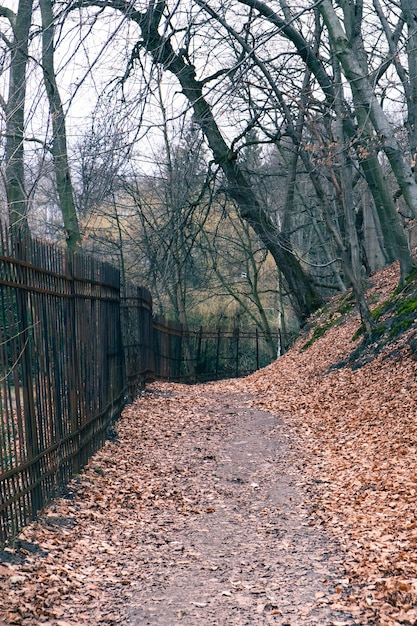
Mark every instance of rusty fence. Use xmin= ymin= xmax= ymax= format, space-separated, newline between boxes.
xmin=0 ymin=228 xmax=125 ymax=545
xmin=150 ymin=318 xmax=278 ymax=382
xmin=122 ymin=288 xmax=279 ymax=389
xmin=0 ymin=228 xmax=279 ymax=545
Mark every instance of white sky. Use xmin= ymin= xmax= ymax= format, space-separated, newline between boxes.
xmin=0 ymin=0 xmax=411 ymax=182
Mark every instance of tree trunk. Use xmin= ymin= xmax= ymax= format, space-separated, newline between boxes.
xmin=4 ymin=0 xmax=34 ymax=233
xmin=126 ymin=2 xmax=323 ymax=323
xmin=334 ymin=84 xmax=374 ymax=337
xmin=362 ymin=188 xmax=387 ymax=272
xmin=400 ymin=0 xmax=417 ymax=166
xmin=40 ymin=0 xmax=81 ymax=252
xmin=320 ymin=0 xmax=417 ymax=222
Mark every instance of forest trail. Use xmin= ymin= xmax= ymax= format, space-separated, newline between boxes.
xmin=2 ymin=262 xmax=417 ymax=625
xmin=0 ymin=383 xmax=360 ymax=626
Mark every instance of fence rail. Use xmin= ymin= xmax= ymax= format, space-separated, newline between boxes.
xmin=152 ymin=321 xmax=277 ymax=383
xmin=0 ymin=226 xmax=279 ymax=546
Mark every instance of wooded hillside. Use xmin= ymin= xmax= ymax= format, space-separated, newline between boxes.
xmin=1 ymin=261 xmax=417 ymax=625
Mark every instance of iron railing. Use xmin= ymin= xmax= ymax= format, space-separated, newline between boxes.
xmin=0 ymin=228 xmax=124 ymax=544
xmin=0 ymin=226 xmax=279 ymax=545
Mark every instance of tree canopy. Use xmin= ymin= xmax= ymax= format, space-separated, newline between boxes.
xmin=1 ymin=0 xmax=417 ymax=335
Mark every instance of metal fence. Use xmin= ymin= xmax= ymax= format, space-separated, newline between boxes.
xmin=152 ymin=321 xmax=278 ymax=383
xmin=0 ymin=228 xmax=124 ymax=545
xmin=122 ymin=289 xmax=280 ymax=388
xmin=0 ymin=227 xmax=279 ymax=546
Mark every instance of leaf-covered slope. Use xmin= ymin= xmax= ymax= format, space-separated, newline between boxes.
xmin=242 ymin=262 xmax=417 ymax=624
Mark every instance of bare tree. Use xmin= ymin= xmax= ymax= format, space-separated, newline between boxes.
xmin=0 ymin=0 xmax=34 ymax=233
xmin=121 ymin=124 xmax=213 ymax=323
xmin=69 ymin=0 xmax=323 ymax=325
xmin=39 ymin=0 xmax=81 ymax=251
xmin=319 ymin=0 xmax=417 ymax=223
xmin=10 ymin=0 xmax=413 ymax=337
xmin=202 ymin=197 xmax=280 ymax=358
xmin=235 ymin=0 xmax=414 ymax=282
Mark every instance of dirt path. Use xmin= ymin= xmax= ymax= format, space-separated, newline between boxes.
xmin=0 ymin=383 xmax=364 ymax=625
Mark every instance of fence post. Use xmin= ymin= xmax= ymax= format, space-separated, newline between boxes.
xmin=13 ymin=233 xmax=43 ymax=518
xmin=138 ymin=287 xmax=146 ymax=382
xmin=67 ymin=253 xmax=81 ymax=474
xmin=215 ymin=328 xmax=221 ymax=380
xmin=196 ymin=326 xmax=203 ymax=381
xmin=106 ymin=268 xmax=123 ymax=414
xmin=234 ymin=327 xmax=240 ymax=378
xmin=256 ymin=328 xmax=259 ymax=371
xmin=177 ymin=323 xmax=183 ymax=381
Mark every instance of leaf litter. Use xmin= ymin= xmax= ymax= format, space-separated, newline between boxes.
xmin=0 ymin=262 xmax=416 ymax=625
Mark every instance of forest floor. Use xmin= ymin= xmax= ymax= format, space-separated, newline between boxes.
xmin=1 ymin=262 xmax=417 ymax=625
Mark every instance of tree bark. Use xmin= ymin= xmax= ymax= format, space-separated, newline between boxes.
xmin=4 ymin=0 xmax=34 ymax=233
xmin=319 ymin=0 xmax=417 ymax=222
xmin=40 ymin=0 xmax=81 ymax=252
